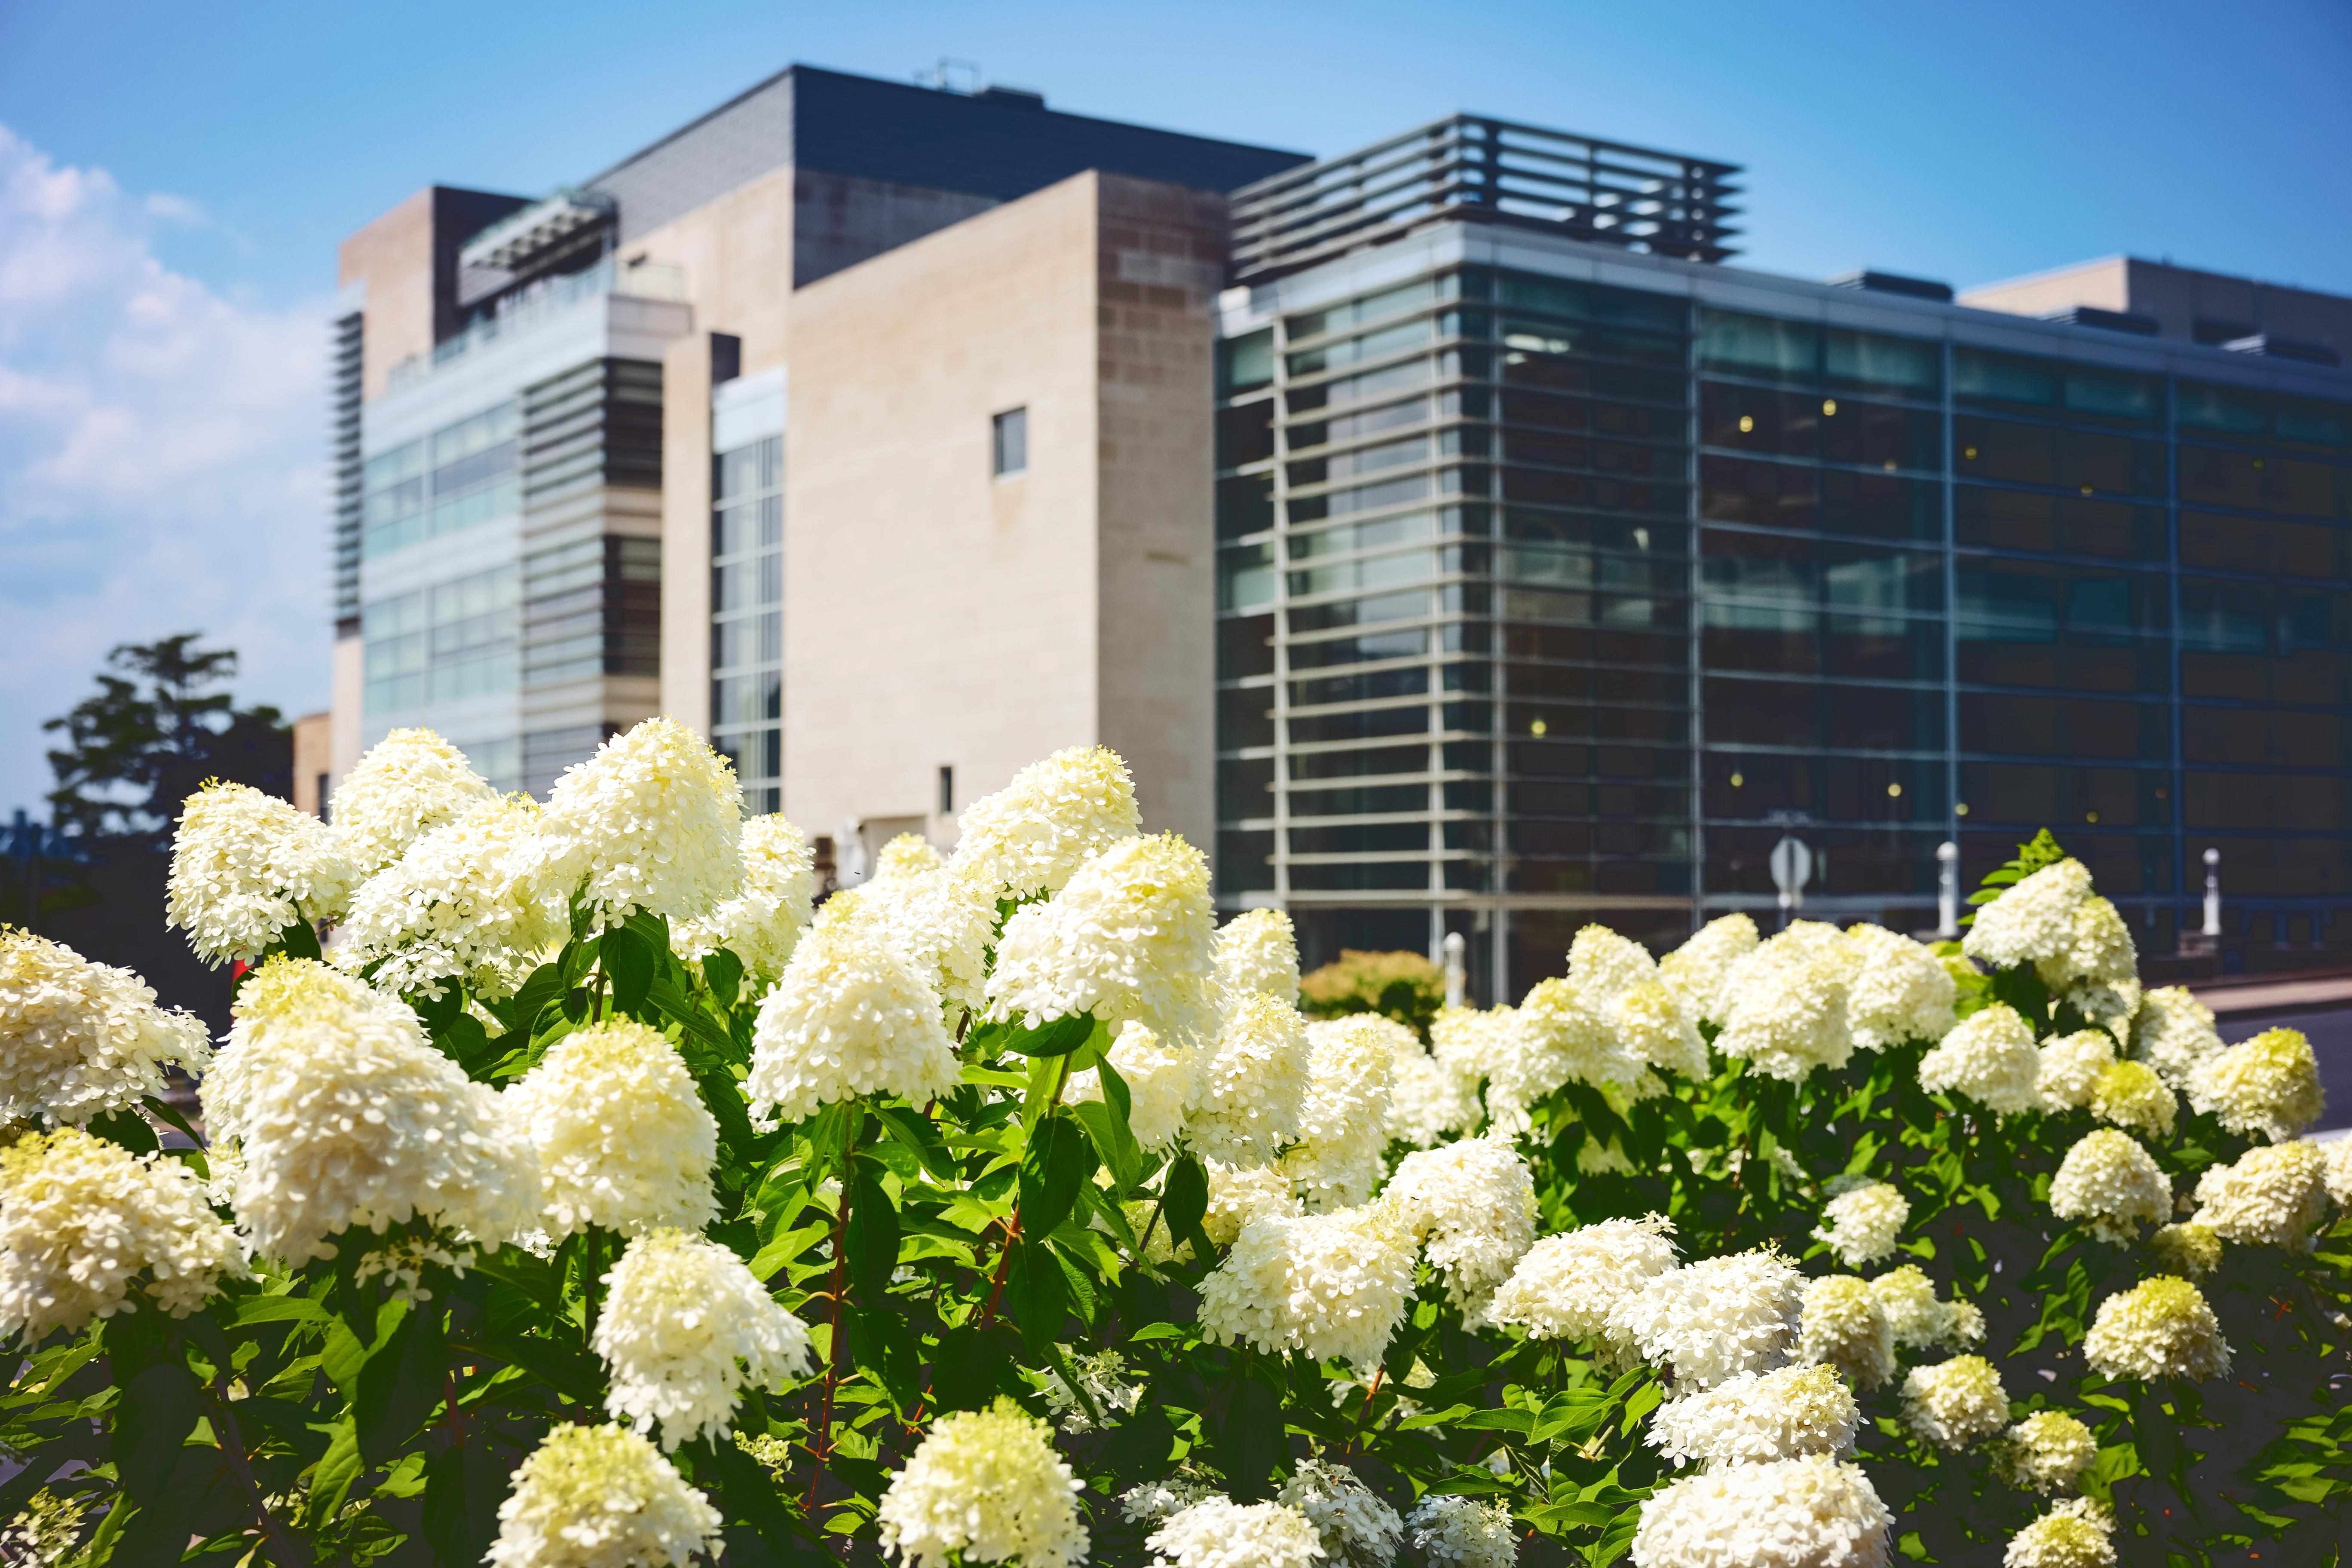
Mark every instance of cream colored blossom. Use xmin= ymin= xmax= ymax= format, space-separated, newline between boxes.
xmin=0 ymin=1127 xmax=246 ymax=1341
xmin=2193 ymin=1140 xmax=2328 ymax=1250
xmin=330 ymin=727 xmax=497 ymax=873
xmin=1813 ymin=1182 xmax=1908 ymax=1268
xmin=1917 ymin=1004 xmax=2044 ymax=1115
xmin=2003 ymin=1498 xmax=2114 ymax=1568
xmin=167 ymin=781 xmax=358 ymax=964
xmin=1202 ymin=1161 xmax=1304 ymax=1246
xmin=1713 ymin=922 xmax=1858 ymax=1081
xmin=2037 ymin=1031 xmax=2116 ymax=1112
xmin=1569 ymin=925 xmax=1660 ymax=1006
xmin=1631 ymin=1455 xmax=1891 ymax=1568
xmin=0 ymin=930 xmax=208 ymax=1124
xmin=673 ymin=815 xmax=815 ymax=983
xmin=987 ymin=834 xmax=1216 ymax=1046
xmin=1197 ymin=1203 xmax=1417 ymax=1371
xmin=1387 ymin=1020 xmax=1482 ymax=1148
xmin=207 ymin=959 xmax=530 ymax=1261
xmin=858 ymin=854 xmax=996 ymax=1014
xmin=1405 ymin=1494 xmax=1517 ymax=1568
xmin=1387 ymin=1137 xmax=1539 ymax=1314
xmin=955 ymin=745 xmax=1141 ymax=902
xmin=1188 ymin=992 xmax=1310 ymax=1168
xmin=1614 ymin=1248 xmax=1806 ymax=1390
xmin=2088 ymin=1060 xmax=2175 ymax=1139
xmin=1866 ymin=1266 xmax=1978 ymax=1352
xmin=747 ymin=902 xmax=962 ymax=1124
xmin=1149 ymin=1498 xmax=1323 ymax=1568
xmin=2188 ymin=1026 xmax=2324 ymax=1143
xmin=2150 ymin=1222 xmax=2221 ymax=1279
xmin=1964 ymin=858 xmax=2092 ymax=971
xmin=1040 ymin=1348 xmax=1140 ymax=1435
xmin=2082 ymin=1276 xmax=2230 ymax=1381
xmin=337 ymin=793 xmax=561 ymax=1000
xmin=2049 ymin=1130 xmax=2170 ymax=1245
xmin=1278 ymin=1459 xmax=1402 ymax=1568
xmin=1999 ymin=1411 xmax=2096 ymax=1494
xmin=1659 ymin=913 xmax=1760 ymax=1028
xmin=2039 ymin=895 xmax=2140 ymax=1033
xmin=504 ymin=1020 xmax=717 ymax=1239
xmin=875 ymin=832 xmax=944 ymax=880
xmin=539 ymin=717 xmax=742 ymax=931
xmin=1282 ymin=1016 xmax=1398 ymax=1210
xmin=1066 ymin=1021 xmax=1198 ymax=1152
xmin=1902 ymin=1354 xmax=2009 ymax=1448
xmin=1648 ymin=1363 xmax=1859 ymax=1469
xmin=1488 ymin=1215 xmax=1678 ymax=1361
xmin=1508 ymin=979 xmax=1647 ymax=1106
xmin=1798 ymin=1275 xmax=1895 ymax=1391
xmin=1615 ymin=980 xmax=1711 ymax=1079
xmin=1844 ymin=923 xmax=1957 ymax=1049
xmin=594 ymin=1228 xmax=814 ymax=1450
xmin=486 ymin=1423 xmax=722 ymax=1568
xmin=875 ymin=1398 xmax=1086 ymax=1568
xmin=1215 ymin=908 xmax=1301 ymax=1009
xmin=2131 ymin=986 xmax=2224 ymax=1091
xmin=2325 ymin=1138 xmax=2352 ymax=1207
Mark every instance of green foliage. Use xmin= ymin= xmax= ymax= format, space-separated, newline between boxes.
xmin=1299 ymin=947 xmax=1447 ymax=1038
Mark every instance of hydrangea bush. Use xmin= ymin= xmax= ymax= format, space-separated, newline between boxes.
xmin=1 ymin=729 xmax=2346 ymax=1568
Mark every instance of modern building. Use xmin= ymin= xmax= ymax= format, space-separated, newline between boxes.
xmin=329 ymin=65 xmax=2352 ymax=995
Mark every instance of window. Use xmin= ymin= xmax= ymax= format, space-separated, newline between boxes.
xmin=992 ymin=407 xmax=1028 ymax=477
xmin=938 ymin=765 xmax=955 ymax=815
xmin=712 ymin=435 xmax=785 ymax=812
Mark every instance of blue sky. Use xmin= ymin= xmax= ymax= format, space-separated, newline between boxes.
xmin=0 ymin=0 xmax=2348 ymax=812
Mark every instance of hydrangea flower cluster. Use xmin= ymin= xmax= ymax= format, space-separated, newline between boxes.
xmin=1813 ymin=1181 xmax=1909 ymax=1268
xmin=167 ymin=780 xmax=359 ymax=963
xmin=539 ymin=717 xmax=744 ymax=931
xmin=487 ymin=1424 xmax=722 ymax=1568
xmin=2049 ymin=1129 xmax=2171 ymax=1245
xmin=1213 ymin=908 xmax=1301 ymax=1008
xmin=1196 ymin=1203 xmax=1418 ymax=1370
xmin=2187 ymin=1026 xmax=2324 ymax=1143
xmin=1487 ymin=1213 xmax=1679 ymax=1360
xmin=503 ymin=1019 xmax=719 ymax=1239
xmin=953 ymin=745 xmax=1140 ymax=901
xmin=1648 ymin=1363 xmax=1859 ymax=1468
xmin=1405 ymin=1494 xmax=1519 ymax=1568
xmin=336 ymin=793 xmax=560 ymax=1000
xmin=988 ymin=834 xmax=1215 ymax=1045
xmin=1613 ymin=1249 xmax=1807 ymax=1390
xmin=747 ymin=901 xmax=963 ymax=1124
xmin=1712 ymin=922 xmax=1859 ymax=1081
xmin=2192 ymin=1140 xmax=2328 ymax=1250
xmin=1146 ymin=1497 xmax=1323 ymax=1568
xmin=328 ymin=726 xmax=496 ymax=873
xmin=592 ymin=1228 xmax=814 ymax=1449
xmin=2082 ymin=1275 xmax=2231 ymax=1381
xmin=1275 ymin=1459 xmax=1403 ymax=1568
xmin=1283 ymin=1014 xmax=1399 ymax=1210
xmin=1386 ymin=1137 xmax=1539 ymax=1313
xmin=1630 ymin=1454 xmax=1893 ymax=1568
xmin=874 ymin=1399 xmax=1087 ymax=1568
xmin=0 ymin=929 xmax=209 ymax=1124
xmin=1798 ymin=1275 xmax=1895 ymax=1390
xmin=1188 ymin=992 xmax=1310 ymax=1168
xmin=1918 ymin=1004 xmax=2045 ymax=1115
xmin=673 ymin=814 xmax=816 ymax=982
xmin=1901 ymin=1354 xmax=2010 ymax=1449
xmin=2130 ymin=986 xmax=2224 ymax=1090
xmin=1999 ymin=1410 xmax=2097 ymax=1494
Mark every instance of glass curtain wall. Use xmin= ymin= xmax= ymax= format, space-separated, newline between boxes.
xmin=711 ymin=435 xmax=784 ymax=813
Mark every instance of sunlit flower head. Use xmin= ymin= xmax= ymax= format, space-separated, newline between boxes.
xmin=2188 ymin=1026 xmax=2324 ymax=1144
xmin=1798 ymin=1275 xmax=1894 ymax=1392
xmin=673 ymin=815 xmax=816 ymax=984
xmin=954 ymin=745 xmax=1140 ymax=902
xmin=1902 ymin=1354 xmax=2009 ymax=1449
xmin=876 ymin=1398 xmax=1087 ymax=1568
xmin=2003 ymin=1498 xmax=2114 ymax=1568
xmin=1281 ymin=1015 xmax=1398 ymax=1210
xmin=1277 ymin=1458 xmax=1403 ymax=1568
xmin=2193 ymin=1140 xmax=2328 ymax=1251
xmin=1713 ymin=922 xmax=1858 ymax=1081
xmin=2088 ymin=1060 xmax=2176 ymax=1139
xmin=1187 ymin=991 xmax=1310 ymax=1168
xmin=1658 ymin=913 xmax=1760 ymax=1029
xmin=2082 ymin=1275 xmax=2230 ymax=1381
xmin=1613 ymin=1248 xmax=1806 ymax=1391
xmin=1630 ymin=1455 xmax=1891 ymax=1568
xmin=337 ymin=793 xmax=563 ymax=1001
xmin=1963 ymin=858 xmax=2092 ymax=972
xmin=1999 ymin=1411 xmax=2096 ymax=1494
xmin=486 ymin=1423 xmax=722 ymax=1568
xmin=1214 ymin=908 xmax=1301 ymax=1010
xmin=747 ymin=901 xmax=962 ymax=1125
xmin=330 ymin=728 xmax=498 ymax=874
xmin=167 ymin=781 xmax=359 ymax=964
xmin=1648 ymin=1362 xmax=1859 ymax=1469
xmin=539 ymin=717 xmax=742 ymax=931
xmin=1387 ymin=1018 xmax=1483 ymax=1149
xmin=1487 ymin=1214 xmax=1678 ymax=1363
xmin=1844 ymin=923 xmax=1957 ymax=1050
xmin=1066 ymin=1020 xmax=1198 ymax=1152
xmin=1387 ymin=1137 xmax=1539 ymax=1315
xmin=503 ymin=1019 xmax=718 ymax=1239
xmin=2049 ymin=1129 xmax=2170 ymax=1246
xmin=593 ymin=1228 xmax=814 ymax=1450
xmin=1197 ymin=1202 xmax=1418 ymax=1372
xmin=1917 ymin=1004 xmax=2044 ymax=1115
xmin=987 ymin=834 xmax=1216 ymax=1046
xmin=1813 ymin=1181 xmax=1908 ymax=1269
xmin=2036 ymin=1031 xmax=2116 ymax=1112
xmin=1868 ymin=1265 xmax=1980 ymax=1353
xmin=1405 ymin=1494 xmax=1518 ymax=1568
xmin=0 ymin=929 xmax=209 ymax=1124
xmin=1148 ymin=1498 xmax=1323 ymax=1568
xmin=2130 ymin=986 xmax=2224 ymax=1091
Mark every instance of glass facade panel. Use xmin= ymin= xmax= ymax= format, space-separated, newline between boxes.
xmin=363 ymin=564 xmax=519 ymax=715
xmin=711 ymin=435 xmax=784 ymax=813
xmin=363 ymin=400 xmax=520 ymax=557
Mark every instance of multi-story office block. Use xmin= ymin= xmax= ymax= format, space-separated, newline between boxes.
xmin=330 ymin=69 xmax=2352 ymax=993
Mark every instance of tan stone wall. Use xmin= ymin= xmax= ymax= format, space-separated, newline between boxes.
xmin=339 ymin=191 xmax=438 ymax=402
xmin=291 ymin=711 xmax=333 ymax=818
xmin=1957 ymin=257 xmax=2131 ymax=321
xmin=329 ymin=635 xmax=365 ymax=790
xmin=782 ymin=173 xmax=1106 ymax=845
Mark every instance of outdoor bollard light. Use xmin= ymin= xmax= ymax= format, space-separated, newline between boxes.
xmin=1936 ymin=839 xmax=1959 ymax=939
xmin=1770 ymin=834 xmax=1813 ymax=928
xmin=1441 ymin=930 xmax=1467 ymax=1008
xmin=2203 ymin=846 xmax=2222 ymax=938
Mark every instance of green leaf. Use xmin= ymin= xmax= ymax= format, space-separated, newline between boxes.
xmin=140 ymin=1094 xmax=203 ymax=1147
xmin=1019 ymin=1115 xmax=1092 ymax=1241
xmin=229 ymin=1293 xmax=325 ymax=1326
xmin=1008 ymin=1240 xmax=1068 ymax=1359
xmin=1206 ymin=1369 xmax=1283 ymax=1501
xmin=1002 ymin=1011 xmax=1099 ymax=1057
xmin=1162 ymin=1152 xmax=1213 ymax=1260
xmin=453 ymin=1333 xmax=606 ymax=1404
xmin=931 ymin=1323 xmax=1020 ymax=1413
xmin=650 ymin=973 xmax=737 ymax=1062
xmin=355 ymin=1306 xmax=447 ymax=1465
xmin=273 ymin=916 xmax=325 ymax=962
xmin=846 ymin=1168 xmax=900 ymax=1306
xmin=113 ymin=1361 xmax=202 ymax=1505
xmin=490 ymin=961 xmax=567 ymax=1039
xmin=875 ymin=1105 xmax=959 ymax=1182
xmin=701 ymin=947 xmax=745 ymax=1009
xmin=844 ymin=1307 xmax=923 ymax=1415
xmin=85 ymin=1107 xmax=158 ymax=1157
xmin=423 ymin=1441 xmax=509 ymax=1567
xmin=601 ymin=922 xmax=658 ymax=1016
xmin=306 ymin=1421 xmax=364 ymax=1531
xmin=469 ymin=1245 xmax=566 ymax=1311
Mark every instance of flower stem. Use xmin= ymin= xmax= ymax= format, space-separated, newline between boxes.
xmin=806 ymin=1122 xmax=862 ymax=1525
xmin=207 ymin=1380 xmax=311 ymax=1568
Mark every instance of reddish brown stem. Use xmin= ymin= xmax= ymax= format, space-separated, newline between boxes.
xmin=207 ymin=1383 xmax=311 ymax=1568
xmin=805 ymin=1140 xmax=860 ymax=1525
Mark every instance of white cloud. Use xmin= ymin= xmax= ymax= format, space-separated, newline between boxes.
xmin=0 ymin=122 xmax=329 ymax=814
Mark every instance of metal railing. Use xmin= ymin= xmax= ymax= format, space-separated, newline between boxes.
xmin=1228 ymin=114 xmax=1742 ymax=285
xmin=384 ymin=258 xmax=686 ymax=392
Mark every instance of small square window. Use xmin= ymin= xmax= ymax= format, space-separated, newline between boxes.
xmin=992 ymin=407 xmax=1028 ymax=477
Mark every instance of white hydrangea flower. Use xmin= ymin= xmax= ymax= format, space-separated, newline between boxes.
xmin=503 ymin=1020 xmax=717 ymax=1240
xmin=1868 ymin=1266 xmax=1979 ymax=1352
xmin=1659 ymin=913 xmax=1760 ymax=1029
xmin=1713 ymin=922 xmax=1858 ymax=1081
xmin=1066 ymin=1021 xmax=1198 ymax=1152
xmin=0 ymin=930 xmax=209 ymax=1124
xmin=2150 ymin=1221 xmax=2222 ymax=1280
xmin=486 ymin=1423 xmax=722 ymax=1568
xmin=1188 ymin=992 xmax=1310 ymax=1168
xmin=593 ymin=1228 xmax=814 ymax=1450
xmin=1648 ymin=1362 xmax=1859 ymax=1468
xmin=1282 ymin=1016 xmax=1398 ymax=1210
xmin=874 ymin=832 xmax=945 ymax=880
xmin=2088 ymin=1060 xmax=2175 ymax=1140
xmin=1387 ymin=1020 xmax=1483 ymax=1148
xmin=205 ymin=959 xmax=530 ymax=1262
xmin=1148 ymin=1498 xmax=1324 ymax=1568
xmin=167 ymin=781 xmax=359 ymax=964
xmin=329 ymin=727 xmax=498 ymax=874
xmin=874 ymin=1398 xmax=1088 ymax=1568
xmin=1901 ymin=1354 xmax=2009 ymax=1449
xmin=2038 ymin=896 xmax=2140 ymax=1034
xmin=1202 ymin=1161 xmax=1304 ymax=1246
xmin=1405 ymin=1494 xmax=1518 ymax=1568
xmin=1040 ymin=1348 xmax=1141 ymax=1434
xmin=1630 ymin=1455 xmax=1891 ymax=1568
xmin=337 ymin=794 xmax=562 ymax=1001
xmin=1196 ymin=1202 xmax=1418 ymax=1371
xmin=538 ymin=717 xmax=742 ymax=931
xmin=747 ymin=902 xmax=962 ymax=1125
xmin=1614 ymin=980 xmax=1712 ymax=1079
xmin=1487 ymin=1215 xmax=1678 ymax=1362
xmin=673 ymin=815 xmax=815 ymax=984
xmin=1569 ymin=924 xmax=1660 ymax=1004
xmin=1386 ymin=1137 xmax=1539 ymax=1314
xmin=955 ymin=745 xmax=1141 ymax=902
xmin=2187 ymin=1026 xmax=2324 ymax=1143
xmin=1843 ymin=923 xmax=1957 ymax=1049
xmin=1963 ymin=858 xmax=2092 ymax=971
xmin=1121 ymin=1473 xmax=1218 ymax=1527
xmin=0 ymin=1126 xmax=247 ymax=1341
xmin=2082 ymin=1276 xmax=2230 ymax=1381
xmin=2049 ymin=1130 xmax=2170 ymax=1245
xmin=1999 ymin=1411 xmax=2096 ymax=1494
xmin=1612 ymin=1249 xmax=1806 ymax=1390
xmin=859 ymin=856 xmax=997 ymax=1015
xmin=987 ymin=834 xmax=1216 ymax=1046
xmin=2193 ymin=1140 xmax=2328 ymax=1251
xmin=1917 ymin=1004 xmax=2044 ymax=1115
xmin=1507 ymin=979 xmax=1647 ymax=1106
xmin=1813 ymin=1182 xmax=1908 ymax=1268
xmin=2130 ymin=986 xmax=2224 ymax=1091
xmin=2326 ymin=1137 xmax=2352 ymax=1208
xmin=1277 ymin=1459 xmax=1403 ymax=1568
xmin=1798 ymin=1275 xmax=1895 ymax=1391
xmin=2003 ymin=1498 xmax=2114 ymax=1568
xmin=2036 ymin=1031 xmax=2116 ymax=1112
xmin=1215 ymin=908 xmax=1301 ymax=1008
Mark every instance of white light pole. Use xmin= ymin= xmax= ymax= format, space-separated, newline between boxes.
xmin=1936 ymin=840 xmax=1959 ymax=939
xmin=2202 ymin=847 xmax=2221 ymax=939
xmin=1770 ymin=834 xmax=1813 ymax=929
xmin=1442 ymin=931 xmax=1467 ymax=1008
